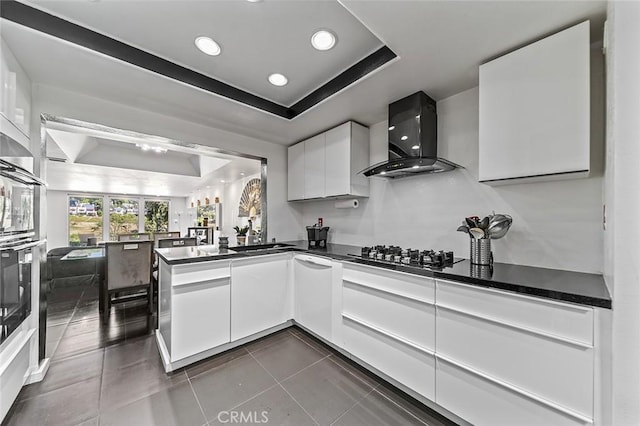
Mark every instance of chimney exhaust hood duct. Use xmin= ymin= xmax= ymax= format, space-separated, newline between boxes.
xmin=361 ymin=91 xmax=459 ymax=178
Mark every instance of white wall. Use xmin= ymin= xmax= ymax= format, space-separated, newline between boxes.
xmin=31 ymin=84 xmax=302 ymax=246
xmin=296 ymin=46 xmax=605 ymax=274
xmin=605 ymin=2 xmax=640 ymax=424
xmin=46 ymin=190 xmax=188 ymax=249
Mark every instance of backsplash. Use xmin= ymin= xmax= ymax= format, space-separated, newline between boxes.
xmin=295 ymin=86 xmax=604 ymax=274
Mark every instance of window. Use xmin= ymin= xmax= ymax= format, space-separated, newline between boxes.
xmin=68 ymin=196 xmax=103 ymax=246
xmin=144 ymin=200 xmax=169 ymax=233
xmin=109 ymin=198 xmax=139 ymax=240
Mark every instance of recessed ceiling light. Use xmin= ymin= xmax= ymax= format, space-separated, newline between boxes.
xmin=220 ymin=180 xmax=225 ymax=183
xmin=195 ymin=36 xmax=221 ymax=56
xmin=388 ymin=126 xmax=395 ymax=131
xmin=412 ymin=165 xmax=420 ymax=169
xmin=240 ymin=172 xmax=245 ymax=176
xmin=268 ymin=73 xmax=288 ymax=86
xmin=136 ymin=143 xmax=167 ymax=154
xmin=380 ymin=171 xmax=387 ymax=175
xmin=412 ymin=145 xmax=420 ymax=150
xmin=401 ymin=135 xmax=408 ymax=141
xmin=311 ymin=30 xmax=336 ymax=51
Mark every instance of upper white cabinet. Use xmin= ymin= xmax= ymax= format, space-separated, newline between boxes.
xmin=478 ymin=21 xmax=590 ymax=184
xmin=1 ymin=38 xmax=31 ymax=141
xmin=288 ymin=121 xmax=369 ymax=201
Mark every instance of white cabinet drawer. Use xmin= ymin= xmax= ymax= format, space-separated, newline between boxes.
xmin=437 ymin=307 xmax=593 ymax=418
xmin=343 ymin=316 xmax=435 ymax=400
xmin=172 ymin=280 xmax=230 ymax=361
xmin=343 ymin=280 xmax=434 ymax=351
xmin=436 ymin=279 xmax=593 ymax=345
xmin=436 ymin=359 xmax=591 ymax=426
xmin=344 ymin=264 xmax=434 ymax=304
xmin=172 ymin=261 xmax=230 ymax=287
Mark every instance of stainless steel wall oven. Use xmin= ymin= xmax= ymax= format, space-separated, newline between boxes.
xmin=0 ymin=158 xmax=44 ymax=344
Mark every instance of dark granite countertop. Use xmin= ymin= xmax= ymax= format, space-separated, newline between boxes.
xmin=157 ymin=240 xmax=611 ymax=309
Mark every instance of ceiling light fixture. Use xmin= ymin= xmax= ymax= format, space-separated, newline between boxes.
xmin=136 ymin=143 xmax=168 ymax=154
xmin=388 ymin=126 xmax=395 ymax=131
xmin=195 ymin=36 xmax=221 ymax=56
xmin=220 ymin=180 xmax=225 ymax=183
xmin=412 ymin=165 xmax=420 ymax=169
xmin=268 ymin=73 xmax=288 ymax=86
xmin=311 ymin=30 xmax=337 ymax=51
xmin=401 ymin=135 xmax=408 ymax=141
xmin=412 ymin=145 xmax=420 ymax=150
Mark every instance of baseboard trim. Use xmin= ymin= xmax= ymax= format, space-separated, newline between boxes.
xmin=25 ymin=358 xmax=50 ymax=385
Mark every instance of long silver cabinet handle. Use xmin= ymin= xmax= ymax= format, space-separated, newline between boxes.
xmin=294 ymin=254 xmax=332 ymax=268
xmin=0 ymin=240 xmax=45 ymax=252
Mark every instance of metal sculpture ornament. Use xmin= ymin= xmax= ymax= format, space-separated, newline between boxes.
xmin=238 ymin=178 xmax=261 ymax=217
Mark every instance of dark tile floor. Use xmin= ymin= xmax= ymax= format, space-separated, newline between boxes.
xmin=4 ymin=283 xmax=456 ymax=426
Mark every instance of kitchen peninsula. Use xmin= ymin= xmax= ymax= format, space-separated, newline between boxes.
xmin=156 ymin=241 xmax=610 ymax=426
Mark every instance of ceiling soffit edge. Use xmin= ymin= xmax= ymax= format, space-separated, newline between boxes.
xmin=1 ymin=0 xmax=397 ymax=120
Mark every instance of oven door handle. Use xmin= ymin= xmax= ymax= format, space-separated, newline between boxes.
xmin=0 ymin=240 xmax=45 ymax=252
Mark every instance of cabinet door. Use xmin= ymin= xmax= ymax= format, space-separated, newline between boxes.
xmin=171 ymin=278 xmax=230 ymax=361
xmin=294 ymin=255 xmax=333 ymax=340
xmin=231 ymin=256 xmax=291 ymax=341
xmin=478 ymin=21 xmax=589 ymax=182
xmin=303 ymin=134 xmax=325 ymax=199
xmin=287 ymin=142 xmax=305 ymax=201
xmin=324 ymin=122 xmax=351 ymax=197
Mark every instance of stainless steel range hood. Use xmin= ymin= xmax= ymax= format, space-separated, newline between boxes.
xmin=361 ymin=91 xmax=458 ymax=178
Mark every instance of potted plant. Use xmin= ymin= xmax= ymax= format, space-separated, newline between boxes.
xmin=233 ymin=225 xmax=249 ymax=246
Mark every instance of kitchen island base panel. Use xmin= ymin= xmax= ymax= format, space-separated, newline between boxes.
xmin=157 ymin=321 xmax=292 ymax=373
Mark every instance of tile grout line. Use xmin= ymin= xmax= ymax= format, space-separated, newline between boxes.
xmin=247 ymin=351 xmax=320 ymax=426
xmin=371 ymin=387 xmax=431 ymax=426
xmin=328 ymin=385 xmax=379 ymax=426
xmin=186 ymin=371 xmax=209 ymax=425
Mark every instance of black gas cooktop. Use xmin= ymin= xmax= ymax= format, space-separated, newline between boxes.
xmin=351 ymin=245 xmax=464 ymax=271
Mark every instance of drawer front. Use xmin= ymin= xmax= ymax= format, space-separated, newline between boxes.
xmin=436 ymin=279 xmax=593 ymax=345
xmin=437 ymin=307 xmax=593 ymax=417
xmin=172 ymin=280 xmax=231 ymax=361
xmin=0 ymin=337 xmax=30 ymax=421
xmin=343 ymin=280 xmax=434 ymax=351
xmin=343 ymin=264 xmax=434 ymax=304
xmin=436 ymin=359 xmax=591 ymax=426
xmin=343 ymin=316 xmax=435 ymax=400
xmin=172 ymin=261 xmax=230 ymax=287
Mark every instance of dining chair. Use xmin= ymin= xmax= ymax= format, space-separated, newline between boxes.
xmin=152 ymin=237 xmax=197 ymax=303
xmin=156 ymin=237 xmax=197 ymax=249
xmin=102 ymin=241 xmax=153 ymax=323
xmin=152 ymin=231 xmax=181 ymax=245
xmin=117 ymin=233 xmax=151 ymax=241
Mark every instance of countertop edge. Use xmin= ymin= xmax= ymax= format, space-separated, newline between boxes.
xmin=157 ymin=242 xmax=611 ymax=309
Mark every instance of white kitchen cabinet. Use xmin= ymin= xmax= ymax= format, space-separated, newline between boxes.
xmin=1 ymin=38 xmax=31 ymax=139
xmin=436 ymin=359 xmax=588 ymax=426
xmin=303 ymin=133 xmax=325 ymax=199
xmin=478 ymin=21 xmax=590 ymax=184
xmin=287 ymin=121 xmax=369 ymax=200
xmin=435 ymin=279 xmax=595 ymax=425
xmin=293 ymin=254 xmax=340 ymax=342
xmin=287 ymin=141 xmax=305 ymax=201
xmin=231 ymin=254 xmax=291 ymax=341
xmin=341 ymin=264 xmax=436 ymax=400
xmin=158 ymin=259 xmax=231 ymax=363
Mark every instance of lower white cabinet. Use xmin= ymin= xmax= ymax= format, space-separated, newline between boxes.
xmin=435 ymin=279 xmax=595 ymax=425
xmin=436 ymin=359 xmax=589 ymax=426
xmin=231 ymin=254 xmax=291 ymax=341
xmin=343 ymin=317 xmax=436 ymax=401
xmin=341 ymin=264 xmax=436 ymax=400
xmin=160 ymin=260 xmax=231 ymax=362
xmin=293 ymin=254 xmax=340 ymax=342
